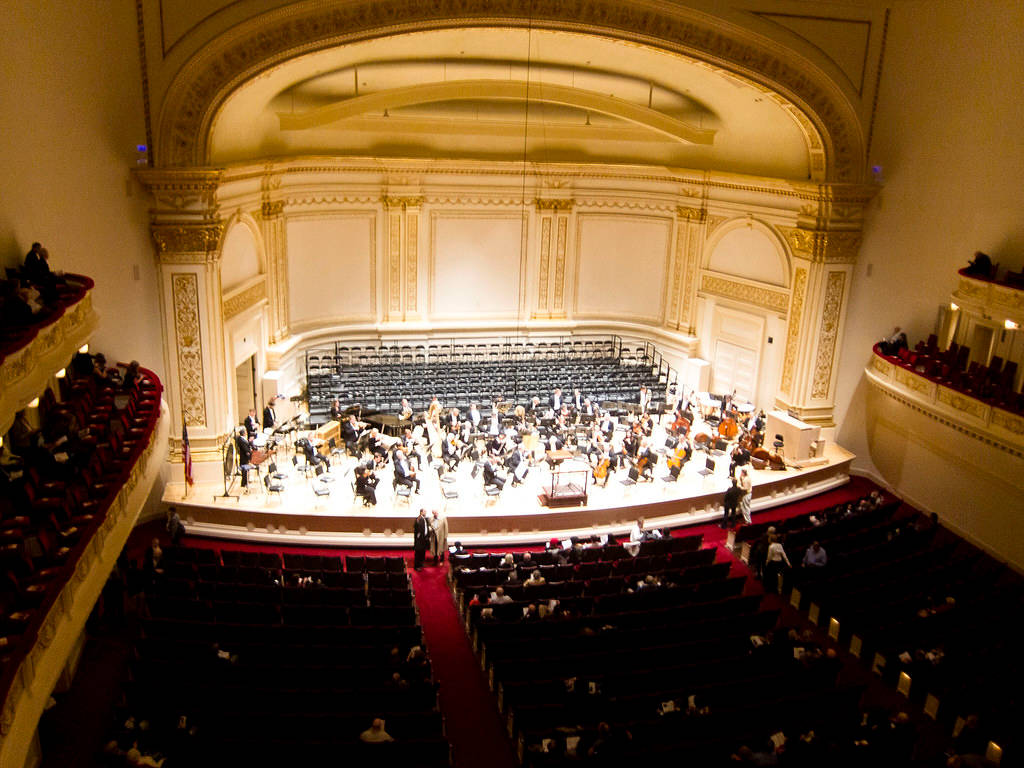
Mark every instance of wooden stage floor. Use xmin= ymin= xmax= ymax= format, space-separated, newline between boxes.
xmin=163 ymin=441 xmax=854 ymax=548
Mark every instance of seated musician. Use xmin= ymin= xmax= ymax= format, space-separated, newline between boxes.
xmin=634 ymin=438 xmax=656 ymax=481
xmin=506 ymin=445 xmax=529 ymax=486
xmin=244 ymin=408 xmax=260 ymax=439
xmin=527 ymin=396 xmax=543 ymax=415
xmin=329 ymin=398 xmax=343 ymax=423
xmin=597 ymin=411 xmax=614 ymax=438
xmin=234 ymin=427 xmax=254 ymax=488
xmin=400 ymin=428 xmax=422 ymax=468
xmin=579 ymin=397 xmax=595 ymax=418
xmin=590 ymin=439 xmax=612 ymax=487
xmin=366 ymin=428 xmax=388 ymax=465
xmin=393 ymin=448 xmax=420 ymax=493
xmin=467 ymin=402 xmax=482 ymax=431
xmin=297 ymin=436 xmax=326 ymax=469
xmin=441 ymin=431 xmax=462 ymax=472
xmin=399 ymin=398 xmax=414 ymax=421
xmin=608 ymin=430 xmax=627 ymax=470
xmin=341 ymin=414 xmax=363 ymax=456
xmin=445 ymin=407 xmax=460 ymax=430
xmin=481 ymin=457 xmax=506 ymax=490
xmin=355 ymin=465 xmax=379 ymax=506
xmin=543 ymin=428 xmax=565 ymax=453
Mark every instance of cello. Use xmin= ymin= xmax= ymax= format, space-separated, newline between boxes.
xmin=718 ymin=417 xmax=739 ymax=440
xmin=593 ymin=456 xmax=611 ymax=486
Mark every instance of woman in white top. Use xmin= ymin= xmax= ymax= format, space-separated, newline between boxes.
xmin=737 ymin=467 xmax=753 ymax=524
xmin=763 ymin=535 xmax=792 ymax=593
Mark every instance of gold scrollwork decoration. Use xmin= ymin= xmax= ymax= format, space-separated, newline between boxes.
xmin=811 ymin=271 xmax=846 ymax=399
xmin=151 ymin=223 xmax=224 ymax=256
xmin=535 ymin=198 xmax=574 ymax=211
xmin=223 ymin=280 xmax=267 ymax=320
xmin=171 ymin=273 xmax=207 ymax=427
xmin=700 ymin=274 xmax=790 ymax=314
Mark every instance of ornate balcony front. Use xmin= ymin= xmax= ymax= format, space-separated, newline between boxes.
xmin=0 ymin=275 xmax=99 ymax=435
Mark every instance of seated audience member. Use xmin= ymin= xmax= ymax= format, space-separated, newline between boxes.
xmin=491 ymin=586 xmax=513 ymax=604
xmin=802 ymin=541 xmax=828 ymax=568
xmin=359 ymin=718 xmax=394 ymax=744
xmin=524 ymin=569 xmax=546 ymax=588
xmin=964 ymin=250 xmax=993 ymax=278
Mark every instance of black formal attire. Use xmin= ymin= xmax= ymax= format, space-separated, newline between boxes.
xmin=482 ymin=461 xmax=506 ymax=489
xmin=394 ymin=456 xmax=420 ymax=492
xmin=262 ymin=405 xmax=277 ymax=431
xmin=299 ymin=438 xmax=325 ymax=468
xmin=413 ymin=514 xmax=431 ymax=570
xmin=235 ymin=433 xmax=254 ymax=487
xmin=341 ymin=420 xmax=361 ymax=455
xmin=722 ymin=484 xmax=745 ymax=528
xmin=356 ymin=472 xmax=378 ymax=505
xmin=506 ymin=450 xmax=528 ymax=484
xmin=244 ymin=414 xmax=260 ymax=439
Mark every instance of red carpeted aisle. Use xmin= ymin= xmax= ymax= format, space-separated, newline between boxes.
xmin=410 ymin=563 xmax=518 ymax=768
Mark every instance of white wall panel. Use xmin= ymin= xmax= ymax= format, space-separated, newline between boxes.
xmin=286 ymin=216 xmax=375 ymax=326
xmin=574 ymin=214 xmax=671 ymax=323
xmin=430 ymin=214 xmax=523 ymax=318
xmin=221 ymin=223 xmax=260 ymax=292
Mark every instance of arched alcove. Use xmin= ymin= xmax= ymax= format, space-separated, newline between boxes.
xmin=707 ymin=222 xmax=790 ymax=288
xmin=220 ymin=217 xmax=263 ymax=293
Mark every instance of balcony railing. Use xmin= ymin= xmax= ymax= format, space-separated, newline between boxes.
xmin=0 ymin=275 xmax=98 ymax=433
xmin=0 ymin=370 xmax=168 ymax=767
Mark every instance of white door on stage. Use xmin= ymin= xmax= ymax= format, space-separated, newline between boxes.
xmin=712 ymin=340 xmax=757 ymax=402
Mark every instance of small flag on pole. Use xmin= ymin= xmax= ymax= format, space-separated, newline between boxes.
xmin=182 ymin=417 xmax=194 ymax=486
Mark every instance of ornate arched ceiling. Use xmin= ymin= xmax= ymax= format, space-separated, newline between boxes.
xmin=154 ymin=0 xmax=867 ymax=182
xmin=209 ymin=28 xmax=810 ymax=178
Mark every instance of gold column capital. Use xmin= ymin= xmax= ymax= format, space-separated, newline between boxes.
xmin=150 ymin=222 xmax=224 ymax=262
xmin=535 ymin=198 xmax=574 ymax=211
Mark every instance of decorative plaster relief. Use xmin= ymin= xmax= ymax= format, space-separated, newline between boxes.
xmin=171 ymin=273 xmax=207 ymax=427
xmin=811 ymin=271 xmax=846 ymax=399
xmin=537 ymin=217 xmax=552 ymax=311
xmin=223 ymin=279 xmax=267 ymax=320
xmin=781 ymin=267 xmax=808 ymax=394
xmin=553 ymin=216 xmax=568 ymax=311
xmin=407 ymin=212 xmax=418 ymax=312
xmin=388 ymin=213 xmax=402 ymax=314
xmin=700 ymin=274 xmax=790 ymax=314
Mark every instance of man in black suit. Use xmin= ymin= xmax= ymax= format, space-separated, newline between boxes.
xmin=722 ymin=478 xmax=745 ymax=529
xmin=393 ymin=449 xmax=420 ymax=493
xmin=506 ymin=446 xmax=529 ymax=486
xmin=244 ymin=408 xmax=260 ymax=439
xmin=262 ymin=397 xmax=277 ymax=431
xmin=234 ymin=427 xmax=254 ymax=488
xmin=550 ymin=387 xmax=563 ymax=412
xmin=355 ymin=466 xmax=379 ymax=506
xmin=413 ymin=508 xmax=431 ymax=570
xmin=341 ymin=414 xmax=362 ymax=455
xmin=482 ymin=458 xmax=506 ymax=490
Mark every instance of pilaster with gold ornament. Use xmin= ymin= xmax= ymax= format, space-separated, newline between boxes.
xmin=669 ymin=204 xmax=707 ymax=334
xmin=533 ymin=198 xmax=573 ymax=320
xmin=774 ymin=183 xmax=874 ymax=425
xmin=258 ymin=199 xmax=289 ymax=343
xmin=136 ymin=168 xmax=232 ymax=461
xmin=382 ymin=194 xmax=424 ymax=322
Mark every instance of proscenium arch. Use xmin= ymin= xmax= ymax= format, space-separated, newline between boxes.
xmin=156 ymin=0 xmax=865 ymax=182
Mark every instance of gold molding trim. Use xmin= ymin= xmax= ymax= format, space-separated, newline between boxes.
xmin=936 ymin=386 xmax=987 ymax=420
xmin=781 ymin=266 xmax=808 ymax=394
xmin=171 ymin=273 xmax=207 ymax=427
xmin=406 ymin=212 xmax=419 ymax=312
xmin=537 ymin=216 xmax=552 ymax=311
xmin=676 ymin=206 xmax=707 ymax=221
xmin=384 ymin=195 xmax=424 ymax=210
xmin=811 ymin=270 xmax=846 ymax=399
xmin=157 ymin=0 xmax=861 ymax=181
xmin=260 ymin=200 xmax=285 ymax=218
xmin=536 ymin=198 xmax=574 ymax=211
xmin=387 ymin=213 xmax=402 ymax=315
xmin=151 ymin=222 xmax=224 ymax=258
xmin=781 ymin=227 xmax=862 ymax=263
xmin=699 ymin=273 xmax=790 ymax=314
xmin=223 ymin=279 xmax=267 ymax=320
xmin=553 ymin=216 xmax=568 ymax=311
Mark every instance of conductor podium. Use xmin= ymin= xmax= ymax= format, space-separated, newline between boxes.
xmin=539 ymin=464 xmax=589 ymax=508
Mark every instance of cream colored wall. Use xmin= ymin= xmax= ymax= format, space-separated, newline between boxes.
xmin=0 ymin=0 xmax=163 ymax=380
xmin=835 ymin=0 xmax=1024 ymax=565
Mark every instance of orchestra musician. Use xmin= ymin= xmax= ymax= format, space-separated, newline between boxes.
xmin=638 ymin=385 xmax=652 ymax=414
xmin=467 ymin=402 xmax=482 ymax=431
xmin=427 ymin=396 xmax=443 ymax=427
xmin=366 ymin=428 xmax=388 ymax=465
xmin=441 ymin=430 xmax=464 ymax=472
xmin=355 ymin=465 xmax=379 ymax=506
xmin=634 ymin=437 xmax=656 ymax=481
xmin=393 ymin=448 xmax=420 ymax=493
xmin=488 ymin=408 xmax=501 ymax=435
xmin=482 ymin=457 xmax=506 ymax=490
xmin=445 ymin=407 xmax=460 ymax=431
xmin=572 ymin=387 xmax=583 ymax=411
xmin=341 ymin=413 xmax=366 ymax=456
xmin=297 ymin=436 xmax=326 ymax=469
xmin=262 ymin=396 xmax=278 ymax=431
xmin=550 ymin=387 xmax=563 ymax=412
xmin=329 ymin=398 xmax=343 ymax=423
xmin=399 ymin=398 xmax=414 ymax=421
xmin=506 ymin=444 xmax=529 ymax=486
xmin=244 ymin=408 xmax=260 ymax=439
xmin=234 ymin=427 xmax=254 ymax=488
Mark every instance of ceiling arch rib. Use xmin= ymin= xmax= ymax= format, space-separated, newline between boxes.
xmin=157 ymin=0 xmax=863 ymax=180
xmin=277 ymin=79 xmax=717 ymax=146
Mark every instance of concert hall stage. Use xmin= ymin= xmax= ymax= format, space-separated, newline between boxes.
xmin=162 ymin=443 xmax=854 ymax=548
